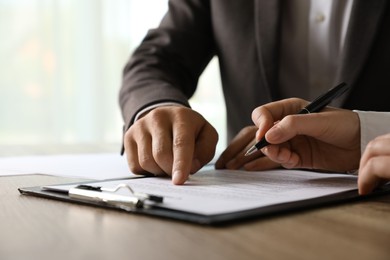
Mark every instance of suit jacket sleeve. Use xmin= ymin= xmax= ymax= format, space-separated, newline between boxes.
xmin=119 ymin=0 xmax=215 ymax=131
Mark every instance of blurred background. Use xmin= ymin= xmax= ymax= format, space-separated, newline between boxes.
xmin=0 ymin=0 xmax=226 ymax=153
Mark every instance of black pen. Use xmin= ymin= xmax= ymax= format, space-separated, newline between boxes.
xmin=245 ymin=82 xmax=349 ymax=156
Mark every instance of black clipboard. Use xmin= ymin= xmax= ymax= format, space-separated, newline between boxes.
xmin=18 ymin=170 xmax=390 ymax=226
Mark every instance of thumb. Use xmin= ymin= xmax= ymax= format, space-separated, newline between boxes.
xmin=265 ymin=116 xmax=298 ymax=144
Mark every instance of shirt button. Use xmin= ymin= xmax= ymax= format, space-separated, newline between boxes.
xmin=315 ymin=13 xmax=326 ymax=23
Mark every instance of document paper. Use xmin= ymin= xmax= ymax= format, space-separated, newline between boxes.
xmin=46 ymin=169 xmax=358 ymax=216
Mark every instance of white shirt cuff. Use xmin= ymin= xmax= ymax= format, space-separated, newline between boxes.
xmin=354 ymin=110 xmax=390 ymax=154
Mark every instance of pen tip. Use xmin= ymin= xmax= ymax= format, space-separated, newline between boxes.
xmin=245 ymin=146 xmax=257 ymax=157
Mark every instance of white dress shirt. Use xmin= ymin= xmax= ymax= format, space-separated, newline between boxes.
xmin=279 ymin=0 xmax=354 ymax=100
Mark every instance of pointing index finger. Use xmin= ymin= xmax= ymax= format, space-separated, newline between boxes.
xmin=171 ymin=125 xmax=195 ymax=185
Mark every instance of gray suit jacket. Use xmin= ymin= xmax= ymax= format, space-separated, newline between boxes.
xmin=120 ymin=0 xmax=390 ymax=143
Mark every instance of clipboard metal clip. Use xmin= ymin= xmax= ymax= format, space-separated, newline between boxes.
xmin=69 ymin=184 xmax=163 ymax=209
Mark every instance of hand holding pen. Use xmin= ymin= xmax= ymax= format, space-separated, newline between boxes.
xmin=246 ymin=82 xmax=349 ymax=156
xmin=242 ymin=83 xmax=360 ymax=172
xmin=244 ymin=82 xmax=361 ymax=172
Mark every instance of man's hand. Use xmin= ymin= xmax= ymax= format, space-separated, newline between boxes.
xmin=359 ymin=133 xmax=390 ymax=195
xmin=249 ymin=98 xmax=361 ymax=172
xmin=124 ymin=106 xmax=218 ymax=185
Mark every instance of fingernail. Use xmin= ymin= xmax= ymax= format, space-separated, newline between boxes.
xmin=172 ymin=171 xmax=185 ymax=185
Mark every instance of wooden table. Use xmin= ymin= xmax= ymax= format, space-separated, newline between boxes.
xmin=1 ymin=146 xmax=390 ymax=260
